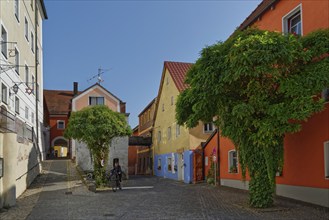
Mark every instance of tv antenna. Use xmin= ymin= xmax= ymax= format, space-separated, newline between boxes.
xmin=87 ymin=67 xmax=110 ymax=84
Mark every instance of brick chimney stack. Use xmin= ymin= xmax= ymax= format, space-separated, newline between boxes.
xmin=73 ymin=82 xmax=78 ymax=96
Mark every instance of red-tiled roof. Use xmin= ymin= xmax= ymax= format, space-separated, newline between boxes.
xmin=164 ymin=61 xmax=193 ymax=92
xmin=44 ymin=90 xmax=76 ymax=115
xmin=239 ymin=0 xmax=277 ymax=30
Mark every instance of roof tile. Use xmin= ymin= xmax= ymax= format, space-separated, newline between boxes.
xmin=164 ymin=61 xmax=193 ymax=92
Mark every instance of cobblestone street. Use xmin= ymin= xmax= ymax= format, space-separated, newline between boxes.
xmin=0 ymin=160 xmax=328 ymax=220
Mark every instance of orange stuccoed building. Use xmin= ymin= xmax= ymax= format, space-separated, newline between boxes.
xmin=203 ymin=0 xmax=329 ymax=207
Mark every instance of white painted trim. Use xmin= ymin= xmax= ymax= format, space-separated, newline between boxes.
xmin=228 ymin=149 xmax=238 ymax=174
xmin=221 ymin=178 xmax=329 ymax=207
xmin=56 ymin=120 xmax=65 ymax=129
xmin=282 ymin=3 xmax=303 ymax=36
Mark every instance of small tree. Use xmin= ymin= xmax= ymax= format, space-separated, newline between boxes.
xmin=64 ymin=105 xmax=131 ymax=186
xmin=176 ymin=29 xmax=329 ymax=207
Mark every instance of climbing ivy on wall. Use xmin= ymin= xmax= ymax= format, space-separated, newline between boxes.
xmin=64 ymin=105 xmax=131 ymax=186
xmin=176 ymin=28 xmax=329 ymax=208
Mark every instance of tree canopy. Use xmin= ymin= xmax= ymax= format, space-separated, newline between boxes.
xmin=176 ymin=28 xmax=329 ymax=208
xmin=64 ymin=105 xmax=131 ymax=186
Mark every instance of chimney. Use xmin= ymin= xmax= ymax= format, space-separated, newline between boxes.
xmin=120 ymin=102 xmax=126 ymax=113
xmin=73 ymin=82 xmax=78 ymax=96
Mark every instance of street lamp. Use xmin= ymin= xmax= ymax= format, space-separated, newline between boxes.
xmin=12 ymin=83 xmax=19 ymax=94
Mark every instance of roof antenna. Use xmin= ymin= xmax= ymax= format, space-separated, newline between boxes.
xmin=87 ymin=67 xmax=110 ymax=84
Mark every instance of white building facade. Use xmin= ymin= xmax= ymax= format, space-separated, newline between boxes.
xmin=0 ymin=0 xmax=47 ymax=208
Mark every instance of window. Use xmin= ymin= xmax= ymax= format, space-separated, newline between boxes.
xmin=162 ymin=103 xmax=164 ymax=112
xmin=25 ymin=107 xmax=29 ymax=120
xmin=228 ymin=150 xmax=238 ymax=173
xmin=157 ymin=158 xmax=161 ymax=170
xmin=167 ymin=157 xmax=172 ymax=172
xmin=25 ymin=18 xmax=28 ymax=41
xmin=166 ymin=77 xmax=169 ymax=85
xmin=176 ymin=124 xmax=180 ymax=137
xmin=15 ymin=97 xmax=20 ymax=114
xmin=31 ymin=112 xmax=34 ymax=125
xmin=31 ymin=32 xmax=34 ymax=52
xmin=14 ymin=0 xmax=19 ymax=21
xmin=1 ymin=26 xmax=8 ymax=58
xmin=31 ymin=75 xmax=35 ymax=93
xmin=25 ymin=65 xmax=29 ymax=85
xmin=36 ymin=46 xmax=39 ymax=64
xmin=36 ymin=83 xmax=39 ymax=100
xmin=157 ymin=130 xmax=161 ymax=143
xmin=15 ymin=48 xmax=19 ymax=74
xmin=167 ymin=126 xmax=171 ymax=140
xmin=204 ymin=123 xmax=214 ymax=133
xmin=89 ymin=97 xmax=104 ymax=105
xmin=57 ymin=120 xmax=65 ymax=129
xmin=1 ymin=84 xmax=8 ymax=104
xmin=283 ymin=6 xmax=302 ymax=36
xmin=171 ymin=96 xmax=174 ymax=106
xmin=325 ymin=141 xmax=329 ymax=179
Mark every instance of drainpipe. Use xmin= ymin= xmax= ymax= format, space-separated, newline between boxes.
xmin=217 ymin=129 xmax=220 ymax=186
xmin=34 ymin=0 xmax=40 ymax=161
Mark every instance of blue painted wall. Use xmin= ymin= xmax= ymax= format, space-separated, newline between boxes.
xmin=154 ymin=150 xmax=194 ymax=183
xmin=154 ymin=153 xmax=178 ymax=180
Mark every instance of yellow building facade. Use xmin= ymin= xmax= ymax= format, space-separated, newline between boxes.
xmin=153 ymin=61 xmax=214 ymax=183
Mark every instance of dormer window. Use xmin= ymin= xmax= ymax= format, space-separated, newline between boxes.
xmin=89 ymin=97 xmax=104 ymax=105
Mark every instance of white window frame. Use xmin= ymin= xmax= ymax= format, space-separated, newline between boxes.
xmin=167 ymin=157 xmax=172 ymax=172
xmin=324 ymin=141 xmax=329 ymax=179
xmin=282 ymin=4 xmax=303 ymax=36
xmin=57 ymin=120 xmax=65 ymax=130
xmin=204 ymin=122 xmax=214 ymax=133
xmin=157 ymin=158 xmax=161 ymax=170
xmin=1 ymin=25 xmax=8 ymax=59
xmin=228 ymin=150 xmax=238 ymax=173
xmin=89 ymin=96 xmax=104 ymax=106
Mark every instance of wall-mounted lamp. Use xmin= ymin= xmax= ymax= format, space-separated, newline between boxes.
xmin=10 ymin=82 xmax=34 ymax=96
xmin=0 ymin=157 xmax=3 ymax=178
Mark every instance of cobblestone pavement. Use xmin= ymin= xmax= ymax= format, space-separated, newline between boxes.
xmin=1 ymin=159 xmax=328 ymax=220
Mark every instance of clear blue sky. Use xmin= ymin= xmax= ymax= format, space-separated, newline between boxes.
xmin=43 ymin=0 xmax=261 ymax=128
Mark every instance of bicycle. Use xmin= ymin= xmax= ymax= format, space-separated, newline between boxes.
xmin=107 ymin=169 xmax=121 ymax=192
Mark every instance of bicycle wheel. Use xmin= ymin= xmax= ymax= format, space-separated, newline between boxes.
xmin=110 ymin=175 xmax=117 ymax=192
